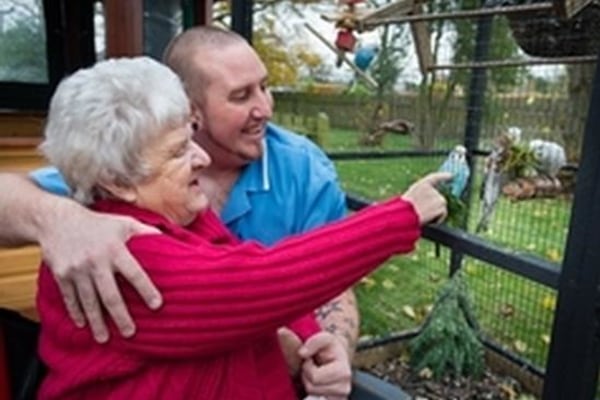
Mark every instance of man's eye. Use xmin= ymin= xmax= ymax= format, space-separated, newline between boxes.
xmin=231 ymin=90 xmax=250 ymax=101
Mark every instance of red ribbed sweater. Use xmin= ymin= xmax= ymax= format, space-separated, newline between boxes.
xmin=37 ymin=197 xmax=420 ymax=400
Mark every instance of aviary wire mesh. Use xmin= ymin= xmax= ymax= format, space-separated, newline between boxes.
xmin=275 ymin=0 xmax=597 ymax=396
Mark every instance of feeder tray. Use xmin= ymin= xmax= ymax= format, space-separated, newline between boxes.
xmin=506 ymin=0 xmax=600 ymax=57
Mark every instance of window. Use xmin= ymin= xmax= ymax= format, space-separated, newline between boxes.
xmin=0 ymin=0 xmax=96 ymax=111
xmin=0 ymin=0 xmax=48 ymax=84
xmin=143 ymin=0 xmax=183 ymax=60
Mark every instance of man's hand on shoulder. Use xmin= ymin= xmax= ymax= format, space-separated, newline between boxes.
xmin=40 ymin=199 xmax=162 ymax=342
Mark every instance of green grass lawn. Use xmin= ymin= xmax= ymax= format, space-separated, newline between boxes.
xmin=323 ymin=127 xmax=571 ymax=369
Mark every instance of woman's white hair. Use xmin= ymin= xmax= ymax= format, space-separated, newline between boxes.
xmin=41 ymin=56 xmax=189 ymax=204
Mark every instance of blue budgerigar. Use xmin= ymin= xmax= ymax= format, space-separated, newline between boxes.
xmin=353 ymin=45 xmax=379 ymax=71
xmin=438 ymin=145 xmax=470 ymax=198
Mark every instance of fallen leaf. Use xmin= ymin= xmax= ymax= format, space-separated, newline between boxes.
xmin=517 ymin=394 xmax=538 ymax=400
xmin=465 ymin=263 xmax=478 ymax=275
xmin=402 ymin=305 xmax=417 ymax=320
xmin=418 ymin=367 xmax=433 ymax=379
xmin=359 ymin=276 xmax=376 ymax=289
xmin=388 ymin=264 xmax=400 ymax=272
xmin=541 ymin=334 xmax=551 ymax=345
xmin=500 ymin=303 xmax=515 ymax=318
xmin=382 ymin=279 xmax=396 ymax=290
xmin=514 ymin=340 xmax=528 ymax=353
xmin=424 ymin=304 xmax=433 ymax=314
xmin=499 ymin=382 xmax=517 ymax=399
xmin=546 ymin=248 xmax=562 ymax=262
xmin=541 ymin=295 xmax=556 ymax=311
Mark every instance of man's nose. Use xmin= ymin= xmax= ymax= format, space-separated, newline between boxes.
xmin=250 ymin=91 xmax=273 ymax=119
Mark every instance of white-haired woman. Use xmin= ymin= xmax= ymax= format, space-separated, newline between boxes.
xmin=37 ymin=56 xmax=448 ymax=400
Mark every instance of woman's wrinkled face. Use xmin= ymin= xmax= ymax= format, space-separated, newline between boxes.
xmin=129 ymin=122 xmax=211 ymax=225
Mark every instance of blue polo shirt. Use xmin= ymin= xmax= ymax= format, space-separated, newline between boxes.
xmin=31 ymin=123 xmax=346 ymax=245
xmin=30 ymin=166 xmax=72 ymax=197
xmin=222 ymin=124 xmax=346 ymax=245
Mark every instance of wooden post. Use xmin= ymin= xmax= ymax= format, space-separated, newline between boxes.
xmin=104 ymin=0 xmax=143 ymax=57
xmin=195 ymin=0 xmax=213 ymax=26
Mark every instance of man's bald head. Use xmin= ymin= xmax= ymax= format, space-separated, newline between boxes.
xmin=163 ymin=26 xmax=248 ymax=102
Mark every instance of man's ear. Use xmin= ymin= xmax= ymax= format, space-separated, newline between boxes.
xmin=99 ymin=181 xmax=137 ymax=203
xmin=190 ymin=102 xmax=204 ymax=132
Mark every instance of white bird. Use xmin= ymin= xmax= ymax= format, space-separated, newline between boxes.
xmin=528 ymin=139 xmax=567 ymax=178
xmin=506 ymin=126 xmax=522 ymax=144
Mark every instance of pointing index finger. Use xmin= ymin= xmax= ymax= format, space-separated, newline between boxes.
xmin=424 ymin=171 xmax=454 ymax=186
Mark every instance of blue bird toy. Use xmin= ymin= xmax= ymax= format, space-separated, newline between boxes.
xmin=438 ymin=145 xmax=470 ymax=198
xmin=353 ymin=45 xmax=379 ymax=71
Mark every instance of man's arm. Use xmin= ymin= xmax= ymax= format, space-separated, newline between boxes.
xmin=0 ymin=172 xmax=162 ymax=342
xmin=0 ymin=172 xmax=62 ymax=246
xmin=315 ymin=289 xmax=359 ymax=361
xmin=295 ymin=149 xmax=361 ymax=361
xmin=278 ymin=297 xmax=357 ymax=377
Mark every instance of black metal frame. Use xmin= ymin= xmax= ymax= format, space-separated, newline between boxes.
xmin=542 ymin=50 xmax=600 ymax=400
xmin=344 ymin=190 xmax=559 ymax=290
xmin=230 ymin=0 xmax=254 ymax=44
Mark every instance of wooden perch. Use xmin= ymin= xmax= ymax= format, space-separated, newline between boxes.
xmin=378 ymin=118 xmax=414 ymax=134
xmin=359 ymin=118 xmax=414 ymax=146
xmin=410 ymin=2 xmax=432 ymax=74
xmin=358 ymin=0 xmax=415 ymax=30
xmin=355 ymin=0 xmax=433 ymax=75
xmin=502 ymin=176 xmax=566 ymax=201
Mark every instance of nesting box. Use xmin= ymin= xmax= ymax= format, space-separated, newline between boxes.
xmin=507 ymin=0 xmax=600 ymax=57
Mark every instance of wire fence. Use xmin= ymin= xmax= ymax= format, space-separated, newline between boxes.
xmin=276 ymin=63 xmax=588 ymax=397
xmin=271 ymin=0 xmax=600 ymax=395
xmin=331 ymin=151 xmax=567 ymax=361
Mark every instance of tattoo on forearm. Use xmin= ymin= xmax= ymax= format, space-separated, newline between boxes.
xmin=316 ymin=300 xmax=343 ymax=321
xmin=317 ymin=302 xmax=358 ymax=347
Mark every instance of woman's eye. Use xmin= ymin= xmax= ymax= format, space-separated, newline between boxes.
xmin=174 ymin=142 xmax=190 ymax=157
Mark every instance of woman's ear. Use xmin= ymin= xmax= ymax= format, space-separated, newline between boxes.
xmin=99 ymin=181 xmax=137 ymax=203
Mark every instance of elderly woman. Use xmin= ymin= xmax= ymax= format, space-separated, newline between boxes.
xmin=37 ymin=57 xmax=447 ymax=400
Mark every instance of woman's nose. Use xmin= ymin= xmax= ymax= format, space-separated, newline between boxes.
xmin=191 ymin=142 xmax=211 ymax=167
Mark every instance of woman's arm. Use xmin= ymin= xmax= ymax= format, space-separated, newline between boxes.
xmin=41 ymin=197 xmax=420 ymax=359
